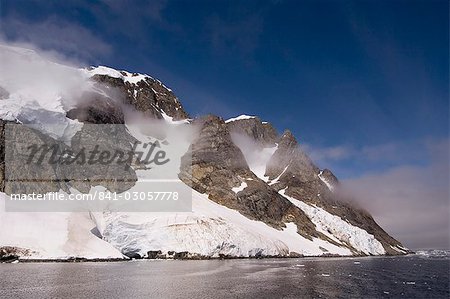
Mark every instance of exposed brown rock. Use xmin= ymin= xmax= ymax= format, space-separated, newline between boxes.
xmin=179 ymin=115 xmax=319 ymax=239
xmin=226 ymin=117 xmax=278 ymax=145
xmin=91 ymin=74 xmax=189 ymax=120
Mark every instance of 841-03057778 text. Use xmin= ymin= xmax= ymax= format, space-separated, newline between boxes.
xmin=97 ymin=191 xmax=179 ymax=201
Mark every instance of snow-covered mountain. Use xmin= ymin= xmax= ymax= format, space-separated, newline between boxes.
xmin=0 ymin=44 xmax=409 ymax=261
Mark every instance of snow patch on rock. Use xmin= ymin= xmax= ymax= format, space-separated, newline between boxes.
xmin=269 ymin=165 xmax=289 ymax=185
xmin=318 ymin=170 xmax=334 ymax=191
xmin=161 ymin=111 xmax=190 ymax=124
xmin=232 ymin=181 xmax=247 ymax=193
xmin=225 ymin=115 xmax=256 ymax=123
xmin=84 ymin=66 xmax=173 ymax=92
xmin=84 ymin=66 xmax=149 ymax=85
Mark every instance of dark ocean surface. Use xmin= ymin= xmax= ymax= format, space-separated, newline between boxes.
xmin=1 ymin=250 xmax=449 ymax=298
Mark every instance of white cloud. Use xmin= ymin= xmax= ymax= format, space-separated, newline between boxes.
xmin=341 ymin=138 xmax=449 ymax=249
xmin=304 ymin=138 xmax=449 ymax=249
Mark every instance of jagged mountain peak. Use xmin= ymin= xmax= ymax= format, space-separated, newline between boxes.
xmin=226 ymin=115 xmax=278 ymax=145
xmin=84 ymin=66 xmax=189 ymax=121
xmin=278 ymin=129 xmax=298 ymax=148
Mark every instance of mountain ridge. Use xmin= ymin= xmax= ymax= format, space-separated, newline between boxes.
xmin=0 ymin=45 xmax=409 ymax=260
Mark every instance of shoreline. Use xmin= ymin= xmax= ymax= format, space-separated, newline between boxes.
xmin=1 ymin=252 xmax=413 ymax=264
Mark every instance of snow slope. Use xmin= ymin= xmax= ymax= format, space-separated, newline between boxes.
xmin=0 ymin=193 xmax=123 ymax=259
xmin=280 ymin=189 xmax=385 ymax=255
xmin=94 ymin=189 xmax=352 ymax=258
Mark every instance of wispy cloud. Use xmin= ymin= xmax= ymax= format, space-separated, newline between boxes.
xmin=304 ymin=139 xmax=433 ymax=171
xmin=1 ymin=16 xmax=112 ymax=64
xmin=339 ymin=138 xmax=449 ymax=249
xmin=303 ymin=144 xmax=355 ymax=162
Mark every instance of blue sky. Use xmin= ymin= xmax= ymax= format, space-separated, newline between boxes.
xmin=1 ymin=0 xmax=447 ymax=178
xmin=1 ymin=0 xmax=448 ymax=248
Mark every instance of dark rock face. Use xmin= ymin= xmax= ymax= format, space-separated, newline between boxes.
xmin=67 ymin=91 xmax=125 ymax=124
xmin=91 ymin=74 xmax=189 ymax=120
xmin=179 ymin=115 xmax=319 ymax=239
xmin=173 ymin=251 xmax=189 ymax=259
xmin=123 ymin=250 xmax=143 ymax=259
xmin=144 ymin=251 xmax=208 ymax=260
xmin=0 ymin=246 xmax=34 ymax=262
xmin=147 ymin=250 xmax=163 ymax=259
xmin=226 ymin=117 xmax=278 ymax=145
